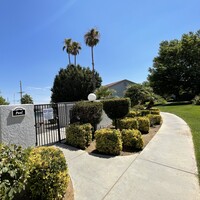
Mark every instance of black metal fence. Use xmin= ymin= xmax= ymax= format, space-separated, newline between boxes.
xmin=34 ymin=103 xmax=74 ymax=146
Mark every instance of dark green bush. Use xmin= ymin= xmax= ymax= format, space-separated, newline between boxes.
xmin=147 ymin=114 xmax=162 ymax=126
xmin=0 ymin=143 xmax=29 ymax=200
xmin=27 ymin=146 xmax=69 ymax=200
xmin=66 ymin=123 xmax=92 ymax=149
xmin=118 ymin=117 xmax=138 ymax=130
xmin=192 ymin=95 xmax=200 ymax=105
xmin=70 ymin=101 xmax=103 ymax=127
xmin=102 ymin=98 xmax=130 ymax=129
xmin=95 ymin=128 xmax=122 ymax=155
xmin=121 ymin=129 xmax=143 ymax=150
xmin=140 ymin=110 xmax=151 ymax=116
xmin=137 ymin=117 xmax=150 ymax=134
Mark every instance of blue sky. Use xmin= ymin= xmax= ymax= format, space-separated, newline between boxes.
xmin=0 ymin=0 xmax=200 ymax=104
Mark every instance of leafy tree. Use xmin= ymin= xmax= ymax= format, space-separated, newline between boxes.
xmin=0 ymin=95 xmax=9 ymax=105
xmin=95 ymin=86 xmax=116 ymax=99
xmin=63 ymin=38 xmax=72 ymax=65
xmin=71 ymin=41 xmax=81 ymax=66
xmin=51 ymin=64 xmax=102 ymax=102
xmin=21 ymin=94 xmax=33 ymax=104
xmin=84 ymin=28 xmax=100 ymax=91
xmin=148 ymin=30 xmax=200 ymax=100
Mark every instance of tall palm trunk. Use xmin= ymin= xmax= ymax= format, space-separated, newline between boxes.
xmin=74 ymin=55 xmax=76 ymax=66
xmin=91 ymin=46 xmax=95 ymax=91
xmin=68 ymin=53 xmax=71 ymax=65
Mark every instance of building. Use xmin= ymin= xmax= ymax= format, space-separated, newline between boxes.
xmin=104 ymin=79 xmax=135 ymax=97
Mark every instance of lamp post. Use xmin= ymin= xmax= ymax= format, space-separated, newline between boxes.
xmin=88 ymin=93 xmax=96 ymax=102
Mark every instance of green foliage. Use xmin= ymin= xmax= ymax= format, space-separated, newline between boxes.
xmin=140 ymin=110 xmax=151 ymax=116
xmin=66 ymin=123 xmax=92 ymax=149
xmin=121 ymin=129 xmax=143 ymax=150
xmin=102 ymin=98 xmax=130 ymax=129
xmin=95 ymin=86 xmax=116 ymax=99
xmin=118 ymin=117 xmax=138 ymax=130
xmin=21 ymin=94 xmax=33 ymax=104
xmin=137 ymin=117 xmax=150 ymax=134
xmin=0 ymin=144 xmax=29 ymax=200
xmin=51 ymin=64 xmax=102 ymax=102
xmin=95 ymin=128 xmax=122 ymax=155
xmin=126 ymin=111 xmax=138 ymax=118
xmin=147 ymin=114 xmax=162 ymax=127
xmin=192 ymin=95 xmax=200 ymax=105
xmin=0 ymin=96 xmax=9 ymax=105
xmin=70 ymin=101 xmax=103 ymax=125
xmin=148 ymin=30 xmax=200 ymax=99
xmin=27 ymin=146 xmax=69 ymax=200
xmin=149 ymin=108 xmax=160 ymax=115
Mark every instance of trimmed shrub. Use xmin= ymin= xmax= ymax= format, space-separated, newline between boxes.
xmin=192 ymin=95 xmax=200 ymax=105
xmin=137 ymin=117 xmax=150 ymax=134
xmin=126 ymin=111 xmax=138 ymax=118
xmin=102 ymin=98 xmax=131 ymax=129
xmin=95 ymin=128 xmax=122 ymax=155
xmin=121 ymin=129 xmax=143 ymax=150
xmin=147 ymin=114 xmax=162 ymax=126
xmin=66 ymin=123 xmax=92 ymax=149
xmin=118 ymin=117 xmax=138 ymax=130
xmin=140 ymin=110 xmax=151 ymax=116
xmin=27 ymin=146 xmax=69 ymax=200
xmin=0 ymin=143 xmax=29 ymax=200
xmin=70 ymin=101 xmax=103 ymax=129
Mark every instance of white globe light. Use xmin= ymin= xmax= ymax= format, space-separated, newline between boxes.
xmin=88 ymin=93 xmax=96 ymax=101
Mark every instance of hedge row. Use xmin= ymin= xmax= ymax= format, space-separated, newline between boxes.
xmin=0 ymin=144 xmax=69 ymax=200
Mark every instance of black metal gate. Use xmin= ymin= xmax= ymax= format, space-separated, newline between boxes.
xmin=34 ymin=104 xmax=62 ymax=146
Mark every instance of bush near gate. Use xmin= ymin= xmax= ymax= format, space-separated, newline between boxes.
xmin=95 ymin=128 xmax=122 ymax=155
xmin=0 ymin=143 xmax=29 ymax=200
xmin=66 ymin=123 xmax=92 ymax=149
xmin=102 ymin=98 xmax=130 ymax=129
xmin=118 ymin=117 xmax=138 ymax=130
xmin=121 ymin=129 xmax=143 ymax=150
xmin=27 ymin=146 xmax=69 ymax=200
xmin=137 ymin=117 xmax=150 ymax=134
xmin=70 ymin=101 xmax=103 ymax=130
xmin=147 ymin=114 xmax=162 ymax=127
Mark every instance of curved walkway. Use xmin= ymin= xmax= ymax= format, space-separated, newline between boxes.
xmin=56 ymin=112 xmax=200 ymax=200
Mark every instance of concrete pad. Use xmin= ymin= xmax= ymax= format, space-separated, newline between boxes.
xmin=104 ymin=158 xmax=200 ymax=200
xmin=139 ymin=113 xmax=198 ymax=174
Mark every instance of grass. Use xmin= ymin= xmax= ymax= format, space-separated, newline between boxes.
xmin=157 ymin=104 xmax=200 ymax=179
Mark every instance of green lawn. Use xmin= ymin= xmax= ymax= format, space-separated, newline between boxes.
xmin=157 ymin=104 xmax=200 ymax=179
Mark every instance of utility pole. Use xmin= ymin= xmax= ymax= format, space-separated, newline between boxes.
xmin=19 ymin=80 xmax=25 ymax=104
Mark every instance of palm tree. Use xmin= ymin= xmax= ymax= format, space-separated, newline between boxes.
xmin=84 ymin=28 xmax=100 ymax=91
xmin=63 ymin=38 xmax=72 ymax=65
xmin=71 ymin=41 xmax=81 ymax=65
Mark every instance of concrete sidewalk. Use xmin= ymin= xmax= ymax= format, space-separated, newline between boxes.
xmin=57 ymin=112 xmax=200 ymax=200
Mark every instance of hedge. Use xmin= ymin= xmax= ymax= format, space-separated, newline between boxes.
xmin=118 ymin=117 xmax=138 ymax=130
xmin=137 ymin=117 xmax=150 ymax=134
xmin=95 ymin=128 xmax=122 ymax=155
xmin=66 ymin=123 xmax=92 ymax=149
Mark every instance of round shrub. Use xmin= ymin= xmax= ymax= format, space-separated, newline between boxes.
xmin=121 ymin=129 xmax=143 ymax=150
xmin=140 ymin=110 xmax=151 ymax=116
xmin=118 ymin=117 xmax=138 ymax=130
xmin=66 ymin=123 xmax=92 ymax=149
xmin=27 ymin=146 xmax=69 ymax=200
xmin=102 ymin=98 xmax=131 ymax=129
xmin=137 ymin=117 xmax=150 ymax=134
xmin=0 ymin=144 xmax=29 ymax=200
xmin=147 ymin=114 xmax=162 ymax=126
xmin=126 ymin=111 xmax=138 ymax=118
xmin=95 ymin=128 xmax=122 ymax=155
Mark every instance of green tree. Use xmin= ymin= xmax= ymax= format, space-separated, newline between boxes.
xmin=71 ymin=41 xmax=81 ymax=66
xmin=148 ymin=30 xmax=200 ymax=100
xmin=84 ymin=28 xmax=100 ymax=91
xmin=21 ymin=94 xmax=33 ymax=104
xmin=51 ymin=64 xmax=102 ymax=102
xmin=63 ymin=38 xmax=72 ymax=65
xmin=124 ymin=84 xmax=152 ymax=106
xmin=0 ymin=95 xmax=9 ymax=105
xmin=95 ymin=86 xmax=116 ymax=99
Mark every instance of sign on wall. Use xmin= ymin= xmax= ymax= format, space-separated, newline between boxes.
xmin=12 ymin=107 xmax=26 ymax=117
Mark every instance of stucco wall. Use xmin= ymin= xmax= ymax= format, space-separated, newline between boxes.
xmin=0 ymin=105 xmax=35 ymax=148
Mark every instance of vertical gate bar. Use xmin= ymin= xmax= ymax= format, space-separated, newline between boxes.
xmin=56 ymin=103 xmax=61 ymax=142
xmin=34 ymin=105 xmax=38 ymax=146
